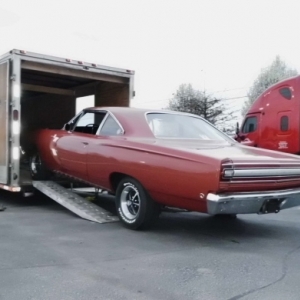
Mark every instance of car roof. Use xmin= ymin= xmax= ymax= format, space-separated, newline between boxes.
xmin=82 ymin=107 xmax=199 ymax=137
xmin=84 ymin=106 xmax=171 ymax=114
xmin=84 ymin=106 xmax=199 ymax=117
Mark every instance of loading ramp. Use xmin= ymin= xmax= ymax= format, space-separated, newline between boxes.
xmin=32 ymin=181 xmax=119 ymax=224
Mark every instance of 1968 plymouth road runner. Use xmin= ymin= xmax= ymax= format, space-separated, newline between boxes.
xmin=32 ymin=107 xmax=300 ymax=229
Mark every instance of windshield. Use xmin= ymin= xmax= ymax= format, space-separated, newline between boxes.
xmin=146 ymin=113 xmax=231 ymax=141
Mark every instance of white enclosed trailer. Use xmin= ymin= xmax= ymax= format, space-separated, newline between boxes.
xmin=0 ymin=49 xmax=135 ymax=195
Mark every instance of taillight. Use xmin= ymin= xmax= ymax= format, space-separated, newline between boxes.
xmin=223 ymin=169 xmax=235 ymax=178
xmin=220 ymin=159 xmax=234 ymax=181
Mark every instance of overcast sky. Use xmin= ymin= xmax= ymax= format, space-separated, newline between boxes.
xmin=1 ymin=0 xmax=300 ymax=125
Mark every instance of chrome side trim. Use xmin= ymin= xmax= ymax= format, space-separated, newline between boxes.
xmin=222 ymin=162 xmax=300 ymax=166
xmin=206 ymin=188 xmax=300 ymax=215
xmin=232 ymin=168 xmax=300 ymax=177
xmin=221 ymin=178 xmax=300 ymax=184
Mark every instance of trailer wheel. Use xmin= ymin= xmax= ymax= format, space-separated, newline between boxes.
xmin=116 ymin=177 xmax=160 ymax=230
xmin=30 ymin=153 xmax=51 ymax=180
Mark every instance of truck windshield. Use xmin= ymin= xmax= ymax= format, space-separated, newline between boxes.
xmin=146 ymin=113 xmax=231 ymax=141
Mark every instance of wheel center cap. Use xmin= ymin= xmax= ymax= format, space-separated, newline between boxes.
xmin=126 ymin=200 xmax=132 ymax=206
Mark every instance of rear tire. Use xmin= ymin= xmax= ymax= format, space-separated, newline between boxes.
xmin=116 ymin=177 xmax=160 ymax=230
xmin=30 ymin=153 xmax=51 ymax=180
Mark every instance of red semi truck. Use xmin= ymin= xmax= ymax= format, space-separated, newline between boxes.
xmin=236 ymin=75 xmax=300 ymax=154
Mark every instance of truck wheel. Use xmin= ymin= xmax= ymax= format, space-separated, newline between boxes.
xmin=30 ymin=153 xmax=51 ymax=180
xmin=116 ymin=177 xmax=160 ymax=230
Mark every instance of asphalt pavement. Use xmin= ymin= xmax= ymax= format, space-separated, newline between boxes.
xmin=0 ymin=190 xmax=300 ymax=300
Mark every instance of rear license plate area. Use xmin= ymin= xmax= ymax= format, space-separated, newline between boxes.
xmin=260 ymin=198 xmax=283 ymax=214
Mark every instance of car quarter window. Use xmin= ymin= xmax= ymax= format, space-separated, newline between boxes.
xmin=73 ymin=111 xmax=107 ymax=134
xmin=242 ymin=116 xmax=257 ymax=133
xmin=99 ymin=115 xmax=123 ymax=136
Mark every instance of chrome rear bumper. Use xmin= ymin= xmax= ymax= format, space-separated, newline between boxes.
xmin=206 ymin=188 xmax=300 ymax=215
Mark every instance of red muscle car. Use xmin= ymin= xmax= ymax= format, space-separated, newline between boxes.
xmin=31 ymin=107 xmax=300 ymax=229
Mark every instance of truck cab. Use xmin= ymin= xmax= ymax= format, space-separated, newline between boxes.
xmin=236 ymin=76 xmax=300 ymax=154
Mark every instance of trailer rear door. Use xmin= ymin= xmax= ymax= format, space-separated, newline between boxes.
xmin=0 ymin=61 xmax=9 ymax=183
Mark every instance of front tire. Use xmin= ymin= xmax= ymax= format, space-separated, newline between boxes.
xmin=116 ymin=177 xmax=160 ymax=230
xmin=30 ymin=153 xmax=51 ymax=180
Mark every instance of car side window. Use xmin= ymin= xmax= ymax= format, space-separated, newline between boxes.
xmin=73 ymin=111 xmax=106 ymax=134
xmin=242 ymin=116 xmax=257 ymax=133
xmin=99 ymin=115 xmax=123 ymax=136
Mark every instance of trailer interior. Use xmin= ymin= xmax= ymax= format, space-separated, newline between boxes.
xmin=20 ymin=61 xmax=131 ymax=186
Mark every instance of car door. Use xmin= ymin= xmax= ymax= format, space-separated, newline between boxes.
xmin=56 ymin=110 xmax=107 ymax=180
xmin=87 ymin=113 xmax=125 ymax=188
xmin=239 ymin=113 xmax=261 ymax=147
xmin=273 ymin=111 xmax=296 ymax=153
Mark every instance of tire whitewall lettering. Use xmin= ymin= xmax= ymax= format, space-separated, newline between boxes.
xmin=30 ymin=153 xmax=51 ymax=180
xmin=116 ymin=177 xmax=160 ymax=230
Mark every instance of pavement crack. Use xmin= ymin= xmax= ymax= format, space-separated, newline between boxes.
xmin=226 ymin=244 xmax=300 ymax=300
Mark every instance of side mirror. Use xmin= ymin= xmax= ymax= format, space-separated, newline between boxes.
xmin=64 ymin=123 xmax=71 ymax=131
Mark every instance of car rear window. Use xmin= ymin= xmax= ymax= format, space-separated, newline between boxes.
xmin=146 ymin=113 xmax=230 ymax=141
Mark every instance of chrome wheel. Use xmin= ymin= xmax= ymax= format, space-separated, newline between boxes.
xmin=120 ymin=184 xmax=141 ymax=220
xmin=30 ymin=153 xmax=51 ymax=180
xmin=30 ymin=155 xmax=41 ymax=175
xmin=116 ymin=177 xmax=160 ymax=230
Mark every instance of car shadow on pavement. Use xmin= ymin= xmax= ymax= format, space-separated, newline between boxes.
xmin=150 ymin=211 xmax=298 ymax=245
xmin=1 ymin=189 xmax=298 ymax=247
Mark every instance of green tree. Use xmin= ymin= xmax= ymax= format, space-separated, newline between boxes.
xmin=168 ymin=84 xmax=234 ymax=126
xmin=242 ymin=56 xmax=298 ymax=115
